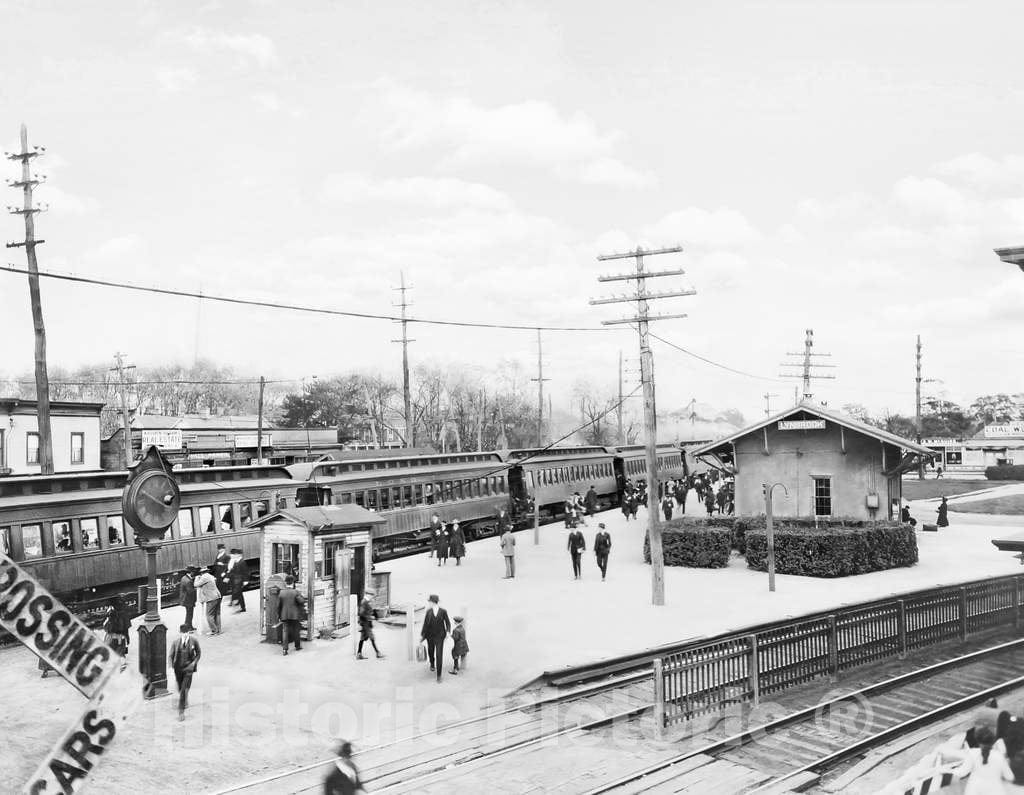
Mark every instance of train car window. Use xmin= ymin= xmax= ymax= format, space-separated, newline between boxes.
xmin=106 ymin=516 xmax=125 ymax=546
xmin=414 ymin=484 xmax=423 ymax=505
xmin=366 ymin=490 xmax=378 ymax=510
xmin=22 ymin=524 xmax=43 ymax=558
xmin=340 ymin=492 xmax=353 ymax=505
xmin=80 ymin=518 xmax=100 ymax=549
xmin=423 ymin=483 xmax=433 ymax=504
xmin=272 ymin=542 xmax=299 ymax=577
xmin=380 ymin=489 xmax=391 ymax=510
xmin=354 ymin=491 xmax=365 ymax=507
xmin=255 ymin=500 xmax=271 ymax=518
xmin=403 ymin=485 xmax=413 ymax=506
xmin=219 ymin=505 xmax=234 ymax=531
xmin=394 ymin=486 xmax=404 ymax=508
xmin=178 ymin=510 xmax=195 ymax=538
xmin=452 ymin=481 xmax=462 ymax=500
xmin=0 ymin=526 xmax=9 ymax=556
xmin=199 ymin=507 xmax=216 ymax=534
xmin=52 ymin=520 xmax=73 ymax=554
xmin=239 ymin=503 xmax=253 ymax=526
xmin=440 ymin=481 xmax=451 ymax=502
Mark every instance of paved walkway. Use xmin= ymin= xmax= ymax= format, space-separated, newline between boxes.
xmin=3 ymin=493 xmax=1023 ymax=792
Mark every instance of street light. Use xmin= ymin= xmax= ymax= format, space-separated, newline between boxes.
xmin=763 ymin=482 xmax=789 ymax=592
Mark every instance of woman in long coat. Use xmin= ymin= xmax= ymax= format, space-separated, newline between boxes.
xmin=449 ymin=520 xmax=466 ymax=566
xmin=937 ymin=496 xmax=950 ymax=528
xmin=437 ymin=525 xmax=451 ymax=566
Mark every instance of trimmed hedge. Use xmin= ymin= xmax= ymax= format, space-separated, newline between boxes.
xmin=643 ymin=517 xmax=732 ymax=568
xmin=986 ymin=464 xmax=1024 ymax=481
xmin=745 ymin=520 xmax=917 ymax=577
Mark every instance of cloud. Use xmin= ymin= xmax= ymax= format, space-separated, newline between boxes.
xmin=891 ymin=176 xmax=971 ymax=221
xmin=40 ymin=186 xmax=98 ymax=215
xmin=373 ymin=84 xmax=649 ymax=187
xmin=319 ymin=174 xmax=515 ymax=212
xmin=156 ymin=67 xmax=198 ymax=93
xmin=252 ymin=91 xmax=281 ymax=112
xmin=642 ymin=207 xmax=761 ymax=250
xmin=931 ymin=153 xmax=1024 ymax=190
xmin=183 ymin=29 xmax=277 ymax=67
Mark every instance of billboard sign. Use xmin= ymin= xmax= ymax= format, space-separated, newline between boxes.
xmin=140 ymin=430 xmax=183 ymax=449
xmin=234 ymin=434 xmax=271 ymax=448
xmin=984 ymin=424 xmax=1024 ymax=438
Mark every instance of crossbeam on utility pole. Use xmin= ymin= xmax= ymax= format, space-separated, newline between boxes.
xmin=763 ymin=393 xmax=779 ymax=417
xmin=530 ymin=330 xmax=549 ymax=447
xmin=6 ymin=124 xmax=54 ymax=474
xmin=590 ymin=245 xmax=693 ymax=607
xmin=779 ymin=329 xmax=835 ymax=402
xmin=392 ymin=273 xmax=415 ymax=447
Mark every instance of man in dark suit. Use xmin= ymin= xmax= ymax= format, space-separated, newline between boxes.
xmin=568 ymin=527 xmax=586 ymax=580
xmin=429 ymin=514 xmax=443 ymax=559
xmin=277 ymin=575 xmax=305 ymax=655
xmin=420 ymin=593 xmax=450 ymax=682
xmin=168 ymin=624 xmax=201 ymax=721
xmin=212 ymin=543 xmax=231 ymax=596
xmin=178 ymin=566 xmax=198 ymax=631
xmin=594 ymin=523 xmax=612 ymax=581
xmin=229 ymin=550 xmax=250 ymax=613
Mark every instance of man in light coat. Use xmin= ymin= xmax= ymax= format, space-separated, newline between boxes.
xmin=194 ymin=565 xmax=222 ymax=635
xmin=500 ymin=526 xmax=516 ymax=579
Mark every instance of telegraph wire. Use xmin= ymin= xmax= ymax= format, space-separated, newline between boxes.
xmin=648 ymin=332 xmax=786 ymax=382
xmin=0 ymin=264 xmax=613 ymax=333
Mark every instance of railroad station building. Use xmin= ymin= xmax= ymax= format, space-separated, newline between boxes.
xmin=691 ymin=404 xmax=934 ymax=521
xmin=0 ymin=398 xmax=104 ymax=476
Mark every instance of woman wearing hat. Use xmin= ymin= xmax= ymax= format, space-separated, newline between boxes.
xmin=449 ymin=520 xmax=466 ymax=566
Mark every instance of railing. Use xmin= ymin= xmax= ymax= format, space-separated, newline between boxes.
xmin=656 ymin=573 xmax=1024 ymax=728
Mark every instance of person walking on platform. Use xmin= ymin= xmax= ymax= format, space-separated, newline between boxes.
xmin=195 ymin=565 xmax=222 ymax=635
xmin=568 ymin=526 xmax=586 ymax=579
xmin=496 ymin=507 xmax=513 ymax=537
xmin=178 ymin=565 xmax=198 ymax=632
xmin=323 ymin=741 xmax=363 ymax=795
xmin=437 ymin=523 xmax=451 ymax=566
xmin=429 ymin=513 xmax=443 ymax=559
xmin=168 ymin=624 xmax=201 ymax=722
xmin=357 ymin=593 xmax=384 ymax=659
xmin=584 ymin=485 xmax=599 ymax=517
xmin=278 ymin=575 xmax=305 ymax=655
xmin=212 ymin=543 xmax=231 ymax=596
xmin=500 ymin=525 xmax=516 ymax=578
xmin=573 ymin=492 xmax=587 ymax=526
xmin=229 ymin=550 xmax=250 ymax=613
xmin=564 ymin=496 xmax=575 ymax=529
xmin=662 ymin=494 xmax=674 ymax=521
xmin=675 ymin=481 xmax=688 ymax=514
xmin=705 ymin=489 xmax=716 ymax=517
xmin=449 ymin=520 xmax=466 ymax=566
xmin=449 ymin=616 xmax=469 ymax=675
xmin=594 ymin=523 xmax=611 ymax=581
xmin=937 ymin=496 xmax=950 ymax=527
xmin=420 ymin=594 xmax=451 ymax=682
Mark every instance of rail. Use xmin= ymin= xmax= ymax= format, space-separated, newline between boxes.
xmin=656 ymin=572 xmax=1024 ymax=727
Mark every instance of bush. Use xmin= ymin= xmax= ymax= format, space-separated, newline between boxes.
xmin=643 ymin=518 xmax=732 ymax=568
xmin=745 ymin=520 xmax=917 ymax=577
xmin=986 ymin=465 xmax=1024 ymax=481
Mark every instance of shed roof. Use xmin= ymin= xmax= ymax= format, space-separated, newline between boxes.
xmin=690 ymin=402 xmax=935 ymax=458
xmin=248 ymin=504 xmax=387 ymax=530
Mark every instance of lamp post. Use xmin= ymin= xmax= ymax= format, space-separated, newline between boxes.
xmin=123 ymin=445 xmax=180 ymax=698
xmin=763 ymin=482 xmax=789 ymax=592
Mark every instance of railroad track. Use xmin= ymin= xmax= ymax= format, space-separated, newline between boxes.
xmin=585 ymin=637 xmax=1024 ymax=794
xmin=213 ymin=669 xmax=657 ymax=794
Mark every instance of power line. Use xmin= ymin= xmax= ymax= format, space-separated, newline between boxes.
xmin=648 ymin=332 xmax=784 ymax=382
xmin=10 ymin=378 xmax=299 ymax=386
xmin=0 ymin=264 xmax=615 ymax=333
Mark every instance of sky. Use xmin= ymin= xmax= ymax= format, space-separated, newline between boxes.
xmin=3 ymin=0 xmax=1024 ymax=425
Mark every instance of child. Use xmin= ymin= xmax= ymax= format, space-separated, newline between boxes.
xmin=449 ymin=616 xmax=469 ymax=675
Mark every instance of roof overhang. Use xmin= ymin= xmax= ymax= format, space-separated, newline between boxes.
xmin=995 ymin=246 xmax=1024 ymax=271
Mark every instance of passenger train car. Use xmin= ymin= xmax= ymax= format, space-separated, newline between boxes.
xmin=0 ymin=444 xmax=688 ymax=602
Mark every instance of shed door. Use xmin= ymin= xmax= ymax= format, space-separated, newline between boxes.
xmin=334 ymin=547 xmax=352 ymax=626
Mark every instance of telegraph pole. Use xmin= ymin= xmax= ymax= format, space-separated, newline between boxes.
xmin=915 ymin=335 xmax=923 ymax=480
xmin=392 ymin=272 xmax=415 ymax=447
xmin=779 ymin=329 xmax=835 ymax=402
xmin=530 ymin=330 xmax=549 ymax=447
xmin=617 ymin=350 xmax=624 ymax=445
xmin=256 ymin=375 xmax=266 ymax=464
xmin=592 ymin=245 xmax=694 ymax=607
xmin=763 ymin=392 xmax=779 ymax=417
xmin=113 ymin=353 xmax=134 ymax=469
xmin=6 ymin=125 xmax=54 ymax=474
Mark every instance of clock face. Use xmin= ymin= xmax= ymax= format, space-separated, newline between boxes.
xmin=124 ymin=469 xmax=180 ymax=533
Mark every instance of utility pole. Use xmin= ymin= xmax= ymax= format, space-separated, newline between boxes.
xmin=617 ymin=350 xmax=624 ymax=445
xmin=113 ymin=353 xmax=134 ymax=469
xmin=392 ymin=272 xmax=415 ymax=447
xmin=779 ymin=329 xmax=835 ymax=402
xmin=915 ymin=335 xmax=923 ymax=480
xmin=763 ymin=392 xmax=779 ymax=417
xmin=256 ymin=375 xmax=266 ymax=464
xmin=592 ymin=245 xmax=694 ymax=607
xmin=530 ymin=329 xmax=549 ymax=447
xmin=6 ymin=125 xmax=54 ymax=474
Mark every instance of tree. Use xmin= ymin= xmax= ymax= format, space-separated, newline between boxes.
xmin=571 ymin=379 xmax=618 ymax=446
xmin=277 ymin=376 xmax=367 ymax=439
xmin=880 ymin=411 xmax=918 ymax=439
xmin=970 ymin=394 xmax=1020 ymax=425
xmin=841 ymin=403 xmax=876 ymax=426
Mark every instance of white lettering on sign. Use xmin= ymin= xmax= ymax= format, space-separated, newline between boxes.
xmin=778 ymin=420 xmax=826 ymax=431
xmin=234 ymin=434 xmax=271 ymax=448
xmin=985 ymin=424 xmax=1024 ymax=438
xmin=0 ymin=555 xmax=120 ymax=698
xmin=24 ymin=666 xmax=142 ymax=795
xmin=140 ymin=430 xmax=182 ymax=449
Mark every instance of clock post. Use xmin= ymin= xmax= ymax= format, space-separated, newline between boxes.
xmin=123 ymin=445 xmax=180 ymax=699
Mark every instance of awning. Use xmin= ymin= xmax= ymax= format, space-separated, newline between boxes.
xmin=882 ymin=452 xmax=925 ymax=478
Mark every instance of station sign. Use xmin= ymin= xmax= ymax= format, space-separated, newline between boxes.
xmin=24 ymin=665 xmax=141 ymax=795
xmin=0 ymin=554 xmax=120 ymax=698
xmin=778 ymin=420 xmax=825 ymax=431
xmin=984 ymin=424 xmax=1024 ymax=438
xmin=140 ymin=430 xmax=183 ymax=450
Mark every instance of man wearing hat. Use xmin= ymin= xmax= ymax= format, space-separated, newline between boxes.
xmin=228 ymin=549 xmax=250 ymax=613
xmin=594 ymin=523 xmax=612 ymax=581
xmin=194 ymin=564 xmax=223 ymax=635
xmin=419 ymin=594 xmax=451 ymax=682
xmin=168 ymin=624 xmax=201 ymax=721
xmin=178 ymin=565 xmax=198 ymax=632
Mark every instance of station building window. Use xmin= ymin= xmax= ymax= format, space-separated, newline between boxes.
xmin=81 ymin=518 xmax=99 ymax=549
xmin=22 ymin=524 xmax=43 ymax=558
xmin=813 ymin=477 xmax=832 ymax=517
xmin=53 ymin=520 xmax=73 ymax=553
xmin=272 ymin=542 xmax=299 ymax=577
xmin=323 ymin=540 xmax=343 ymax=577
xmin=106 ymin=516 xmax=125 ymax=546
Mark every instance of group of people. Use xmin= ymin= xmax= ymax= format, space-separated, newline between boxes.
xmin=564 ymin=486 xmax=600 ymax=528
xmin=898 ymin=497 xmax=950 ymax=528
xmin=567 ymin=522 xmax=613 ymax=580
xmin=428 ymin=513 xmax=468 ymax=565
xmin=176 ymin=544 xmax=251 ymax=636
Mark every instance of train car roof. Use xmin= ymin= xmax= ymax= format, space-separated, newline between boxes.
xmin=501 ymin=446 xmax=612 ymax=462
xmin=287 ymin=451 xmax=504 ymax=481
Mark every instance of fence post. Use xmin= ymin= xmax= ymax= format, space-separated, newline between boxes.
xmin=747 ymin=634 xmax=760 ymax=707
xmin=897 ymin=600 xmax=907 ymax=659
xmin=653 ymin=657 xmax=665 ymax=740
xmin=406 ymin=603 xmax=416 ymax=662
xmin=960 ymin=587 xmax=969 ymax=643
xmin=1016 ymin=575 xmax=1023 ymax=632
xmin=827 ymin=615 xmax=839 ymax=680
